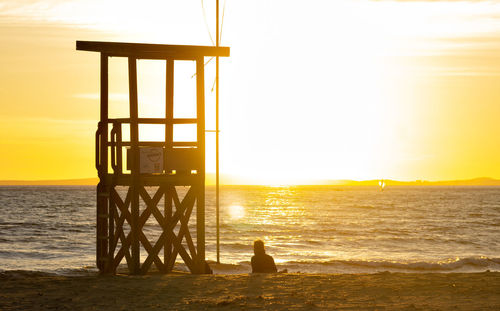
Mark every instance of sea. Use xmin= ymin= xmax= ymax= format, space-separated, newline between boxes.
xmin=1 ymin=185 xmax=499 ymax=275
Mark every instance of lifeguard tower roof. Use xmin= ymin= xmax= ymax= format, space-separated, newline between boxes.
xmin=76 ymin=41 xmax=230 ymax=59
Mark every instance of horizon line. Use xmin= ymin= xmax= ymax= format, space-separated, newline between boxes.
xmin=0 ymin=176 xmax=499 ymax=186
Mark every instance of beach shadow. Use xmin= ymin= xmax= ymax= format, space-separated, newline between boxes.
xmin=246 ymin=273 xmax=265 ymax=297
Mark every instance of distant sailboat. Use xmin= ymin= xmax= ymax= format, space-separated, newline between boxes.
xmin=379 ymin=179 xmax=386 ymax=191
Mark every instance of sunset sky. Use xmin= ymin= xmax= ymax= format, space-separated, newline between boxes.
xmin=1 ymin=0 xmax=499 ymax=184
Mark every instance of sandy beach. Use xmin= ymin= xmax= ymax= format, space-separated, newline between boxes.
xmin=1 ymin=271 xmax=499 ymax=310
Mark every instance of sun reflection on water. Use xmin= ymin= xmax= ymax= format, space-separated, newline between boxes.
xmin=227 ymin=205 xmax=245 ymax=220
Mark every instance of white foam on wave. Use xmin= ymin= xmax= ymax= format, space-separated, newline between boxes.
xmin=1 ymin=257 xmax=499 ymax=276
xmin=281 ymin=257 xmax=500 ymax=274
xmin=207 ymin=257 xmax=500 ymax=274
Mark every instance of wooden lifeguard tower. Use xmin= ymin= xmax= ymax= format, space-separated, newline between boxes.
xmin=76 ymin=41 xmax=230 ymax=274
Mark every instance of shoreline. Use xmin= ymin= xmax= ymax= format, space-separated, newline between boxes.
xmin=3 ymin=255 xmax=499 ymax=275
xmin=1 ymin=270 xmax=499 ymax=310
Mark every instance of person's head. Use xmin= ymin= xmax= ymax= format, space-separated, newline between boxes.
xmin=253 ymin=239 xmax=265 ymax=255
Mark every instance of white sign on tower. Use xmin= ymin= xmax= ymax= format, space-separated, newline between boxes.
xmin=139 ymin=147 xmax=163 ymax=174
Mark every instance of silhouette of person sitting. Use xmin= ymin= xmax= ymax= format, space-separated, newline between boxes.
xmin=251 ymin=239 xmax=277 ymax=273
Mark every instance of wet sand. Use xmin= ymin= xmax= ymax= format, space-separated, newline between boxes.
xmin=1 ymin=271 xmax=499 ymax=310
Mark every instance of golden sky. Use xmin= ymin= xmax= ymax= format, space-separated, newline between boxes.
xmin=1 ymin=0 xmax=499 ymax=183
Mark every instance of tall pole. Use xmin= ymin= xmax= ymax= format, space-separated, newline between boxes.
xmin=215 ymin=0 xmax=221 ymax=264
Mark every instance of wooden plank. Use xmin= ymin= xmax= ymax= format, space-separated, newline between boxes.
xmin=179 ymin=189 xmax=196 ymax=259
xmin=138 ymin=186 xmax=166 ymax=273
xmin=164 ymin=60 xmax=174 ymax=268
xmin=110 ymin=125 xmax=118 ymax=173
xmin=164 ymin=186 xmax=173 ymax=271
xmin=164 ymin=59 xmax=173 ymax=269
xmin=76 ymin=41 xmax=230 ymax=58
xmin=104 ymin=174 xmax=198 ymax=187
xmin=174 ymin=186 xmax=197 ymax=259
xmin=182 ymin=220 xmax=197 ymax=261
xmin=110 ymin=187 xmax=133 ymax=271
xmin=105 ymin=118 xmax=197 ymax=124
xmin=141 ymin=230 xmax=167 ymax=272
xmin=108 ymin=186 xmax=115 ymax=271
xmin=149 ymin=195 xmax=169 ymax=231
xmin=166 ymin=59 xmax=174 ymax=150
xmin=166 ymin=188 xmax=196 ymax=272
xmin=96 ymin=184 xmax=108 ymax=271
xmin=171 ymin=186 xmax=196 ymax=220
xmin=116 ymin=141 xmax=198 ymax=147
xmin=139 ymin=231 xmax=165 ymax=273
xmin=110 ymin=201 xmax=126 ymax=272
xmin=165 ymin=148 xmax=201 ymax=172
xmin=142 ymin=205 xmax=177 ymax=272
xmin=116 ymin=123 xmax=123 ymax=174
xmin=112 ymin=232 xmax=132 ymax=270
xmin=96 ymin=53 xmax=109 ymax=272
xmin=168 ymin=230 xmax=196 ymax=272
xmin=112 ymin=188 xmax=133 ymax=222
xmin=98 ymin=52 xmax=201 ymax=61
xmin=138 ymin=187 xmax=165 ymax=229
xmin=138 ymin=200 xmax=153 ymax=229
xmin=173 ymin=118 xmax=198 ymax=124
xmin=110 ymin=190 xmax=131 ymax=241
xmin=128 ymin=57 xmax=141 ymax=274
xmin=110 ymin=188 xmax=133 ymax=272
xmin=195 ymin=57 xmax=206 ymax=274
xmin=109 ymin=193 xmax=128 ymax=258
xmin=103 ymin=140 xmax=197 ymax=147
xmin=99 ymin=53 xmax=109 ymax=177
xmin=166 ymin=186 xmax=196 ymax=271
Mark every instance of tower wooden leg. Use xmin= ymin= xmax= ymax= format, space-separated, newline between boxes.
xmin=96 ymin=182 xmax=109 ymax=272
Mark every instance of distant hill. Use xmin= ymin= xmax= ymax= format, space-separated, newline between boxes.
xmin=0 ymin=178 xmax=98 ymax=186
xmin=317 ymin=177 xmax=500 ymax=186
xmin=0 ymin=176 xmax=499 ymax=186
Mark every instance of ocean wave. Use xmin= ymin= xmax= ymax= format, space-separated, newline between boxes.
xmin=219 ymin=242 xmax=253 ymax=252
xmin=277 ymin=257 xmax=500 ymax=273
xmin=2 ymin=186 xmax=499 ymax=276
xmin=205 ymin=257 xmax=500 ymax=274
xmin=1 ymin=257 xmax=499 ymax=276
xmin=0 ymin=250 xmax=64 ymax=259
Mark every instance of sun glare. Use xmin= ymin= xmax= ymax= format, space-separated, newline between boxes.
xmin=96 ymin=0 xmax=500 ymax=183
xmin=2 ymin=0 xmax=499 ymax=181
xmin=226 ymin=205 xmax=245 ymax=220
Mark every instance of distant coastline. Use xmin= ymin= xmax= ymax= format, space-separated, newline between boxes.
xmin=317 ymin=177 xmax=500 ymax=186
xmin=0 ymin=176 xmax=499 ymax=186
xmin=0 ymin=178 xmax=98 ymax=186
